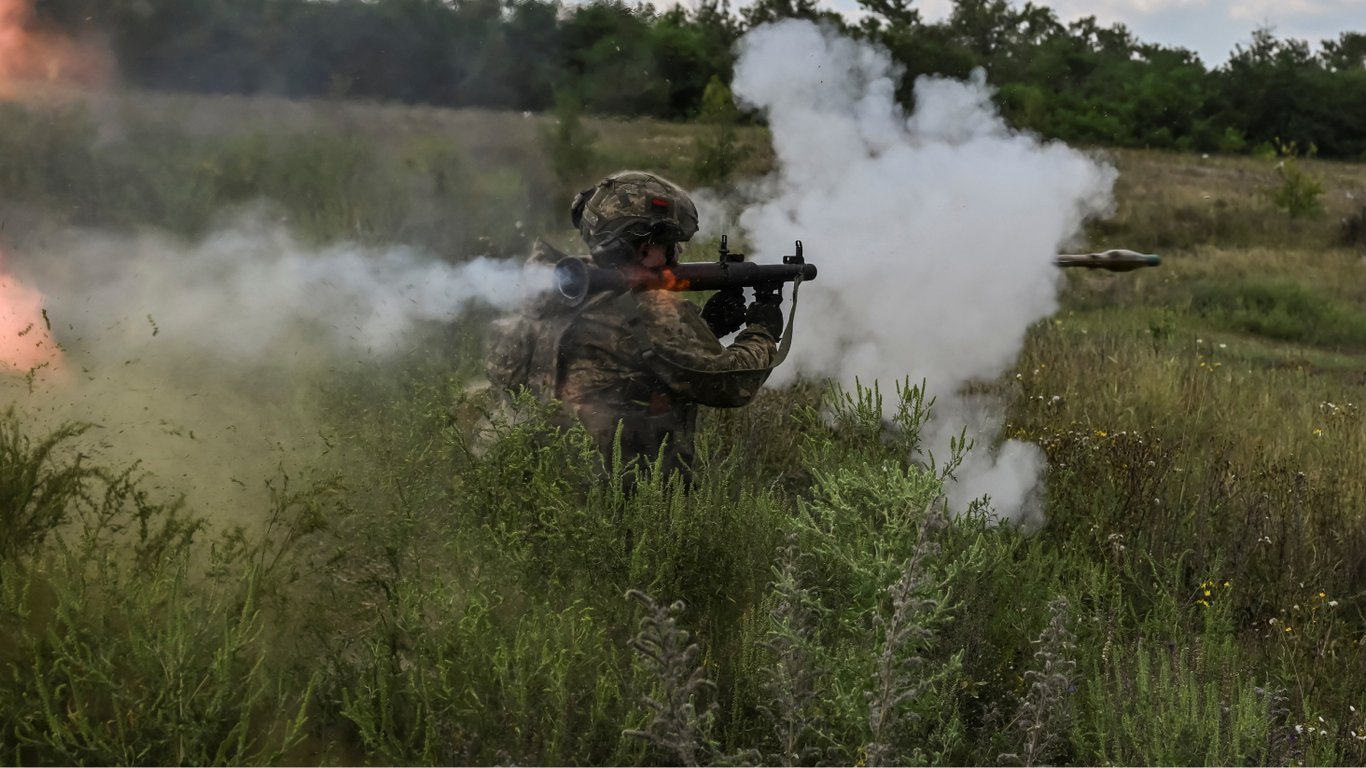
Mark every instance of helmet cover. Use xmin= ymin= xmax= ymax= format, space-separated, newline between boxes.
xmin=571 ymin=171 xmax=699 ymax=267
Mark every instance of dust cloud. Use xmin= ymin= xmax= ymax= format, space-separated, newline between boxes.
xmin=729 ymin=20 xmax=1116 ymax=525
xmin=2 ymin=214 xmax=549 ymax=520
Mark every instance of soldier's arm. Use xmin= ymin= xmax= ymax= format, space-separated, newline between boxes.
xmin=635 ymin=291 xmax=777 ymax=407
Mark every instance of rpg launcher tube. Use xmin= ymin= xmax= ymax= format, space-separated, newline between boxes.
xmin=1054 ymin=249 xmax=1162 ymax=272
xmin=556 ymin=257 xmax=818 ymax=306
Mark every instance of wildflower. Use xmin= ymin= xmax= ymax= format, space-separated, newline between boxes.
xmin=1331 ymin=600 xmax=1341 ymax=607
xmin=1313 ymin=428 xmax=1324 ymax=437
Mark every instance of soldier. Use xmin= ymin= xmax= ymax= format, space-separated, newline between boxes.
xmin=486 ymin=170 xmax=784 ymax=481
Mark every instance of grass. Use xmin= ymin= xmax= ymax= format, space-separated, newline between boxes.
xmin=2 ymin=90 xmax=1366 ymax=764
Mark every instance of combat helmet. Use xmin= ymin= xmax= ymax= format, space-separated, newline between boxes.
xmin=570 ymin=171 xmax=699 ymax=267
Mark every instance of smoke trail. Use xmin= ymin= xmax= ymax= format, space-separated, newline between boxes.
xmin=730 ymin=20 xmax=1116 ymax=524
xmin=4 ymin=214 xmax=549 ymax=517
xmin=24 ymin=215 xmax=549 ymax=365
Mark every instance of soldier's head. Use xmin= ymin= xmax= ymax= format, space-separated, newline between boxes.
xmin=570 ymin=171 xmax=699 ymax=268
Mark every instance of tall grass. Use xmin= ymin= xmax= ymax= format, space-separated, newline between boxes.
xmin=3 ymin=93 xmax=1366 ymax=764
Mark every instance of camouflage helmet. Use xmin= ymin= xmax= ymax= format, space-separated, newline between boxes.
xmin=570 ymin=171 xmax=699 ymax=267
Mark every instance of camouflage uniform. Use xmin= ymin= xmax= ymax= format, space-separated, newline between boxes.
xmin=486 ymin=240 xmax=778 ymax=478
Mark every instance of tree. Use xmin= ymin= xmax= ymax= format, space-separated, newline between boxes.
xmin=1319 ymin=31 xmax=1366 ymax=72
xmin=740 ymin=0 xmax=841 ymax=30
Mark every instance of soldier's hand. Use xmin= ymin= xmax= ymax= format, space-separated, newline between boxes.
xmin=745 ymin=293 xmax=784 ymax=340
xmin=701 ymin=288 xmax=747 ymax=338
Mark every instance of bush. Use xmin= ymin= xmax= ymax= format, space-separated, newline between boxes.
xmin=691 ymin=76 xmax=749 ymax=187
xmin=541 ymin=91 xmax=599 ymax=195
xmin=1188 ymin=278 xmax=1366 ymax=349
xmin=1340 ymin=204 xmax=1366 ymax=249
xmin=1265 ymin=141 xmax=1325 ymax=219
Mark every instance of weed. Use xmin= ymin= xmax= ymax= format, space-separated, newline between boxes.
xmin=0 ymin=411 xmax=93 ymax=564
xmin=999 ymin=596 xmax=1076 ymax=766
xmin=624 ymin=590 xmax=717 ymax=766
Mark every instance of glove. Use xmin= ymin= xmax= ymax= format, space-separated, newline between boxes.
xmin=701 ymin=288 xmax=747 ymax=338
xmin=745 ymin=292 xmax=784 ymax=340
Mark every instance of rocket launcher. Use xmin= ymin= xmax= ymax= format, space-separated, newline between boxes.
xmin=555 ymin=236 xmax=816 ymax=306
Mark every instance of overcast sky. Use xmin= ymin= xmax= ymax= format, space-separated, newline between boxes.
xmin=778 ymin=0 xmax=1365 ymax=66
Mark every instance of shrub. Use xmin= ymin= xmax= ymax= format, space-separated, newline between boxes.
xmin=691 ymin=76 xmax=749 ymax=187
xmin=1340 ymin=203 xmax=1366 ymax=249
xmin=1188 ymin=278 xmax=1366 ymax=350
xmin=1265 ymin=140 xmax=1325 ymax=219
xmin=541 ymin=90 xmax=599 ymax=193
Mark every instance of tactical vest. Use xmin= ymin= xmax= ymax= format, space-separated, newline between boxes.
xmin=486 ymin=291 xmax=607 ymax=401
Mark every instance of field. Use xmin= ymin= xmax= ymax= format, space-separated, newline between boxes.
xmin=2 ymin=89 xmax=1366 ymax=765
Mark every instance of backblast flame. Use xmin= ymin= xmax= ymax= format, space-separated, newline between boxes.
xmin=0 ymin=258 xmax=63 ymax=376
xmin=0 ymin=0 xmax=110 ymax=97
xmin=654 ymin=268 xmax=692 ymax=292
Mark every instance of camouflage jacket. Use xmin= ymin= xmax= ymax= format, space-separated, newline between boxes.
xmin=486 ymin=241 xmax=777 ymax=477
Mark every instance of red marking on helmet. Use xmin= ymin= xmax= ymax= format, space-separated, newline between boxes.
xmin=651 ymin=197 xmax=670 ymax=208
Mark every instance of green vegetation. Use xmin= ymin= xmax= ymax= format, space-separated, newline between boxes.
xmin=3 ymin=97 xmax=1366 ymax=764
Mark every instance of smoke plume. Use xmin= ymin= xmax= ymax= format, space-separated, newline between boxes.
xmin=730 ymin=20 xmax=1116 ymax=524
xmin=3 ymin=214 xmax=548 ymax=517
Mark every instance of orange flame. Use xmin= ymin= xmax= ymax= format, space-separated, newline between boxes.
xmin=0 ymin=255 xmax=63 ymax=377
xmin=0 ymin=0 xmax=110 ymax=98
xmin=654 ymin=268 xmax=692 ymax=292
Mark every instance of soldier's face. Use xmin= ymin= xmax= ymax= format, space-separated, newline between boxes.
xmin=637 ymin=241 xmax=671 ymax=269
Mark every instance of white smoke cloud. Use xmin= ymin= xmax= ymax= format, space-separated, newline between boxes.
xmin=25 ymin=215 xmax=548 ymax=364
xmin=730 ymin=20 xmax=1116 ymax=524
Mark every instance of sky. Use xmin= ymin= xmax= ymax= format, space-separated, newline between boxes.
xmin=781 ymin=0 xmax=1364 ymax=66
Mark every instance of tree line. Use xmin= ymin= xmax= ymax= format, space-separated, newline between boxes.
xmin=32 ymin=0 xmax=1366 ymax=158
